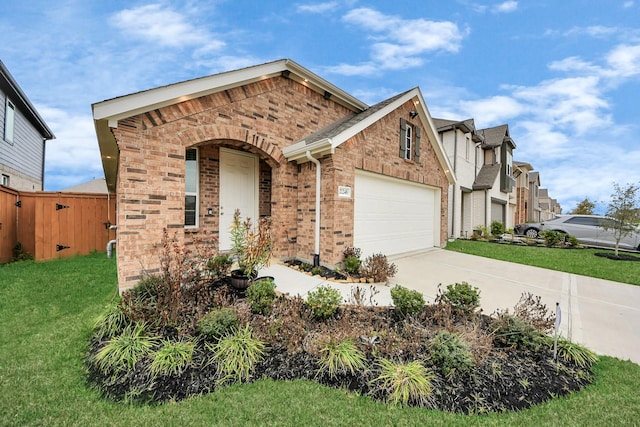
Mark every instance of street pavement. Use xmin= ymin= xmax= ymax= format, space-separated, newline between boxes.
xmin=261 ymin=248 xmax=640 ymax=365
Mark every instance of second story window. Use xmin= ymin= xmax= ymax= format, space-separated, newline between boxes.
xmin=399 ymin=118 xmax=421 ymax=162
xmin=4 ymin=98 xmax=15 ymax=144
xmin=404 ymin=124 xmax=412 ymax=160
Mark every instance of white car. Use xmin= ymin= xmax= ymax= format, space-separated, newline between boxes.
xmin=515 ymin=215 xmax=640 ymax=251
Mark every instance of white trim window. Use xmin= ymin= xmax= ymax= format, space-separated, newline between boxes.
xmin=185 ymin=147 xmax=199 ymax=227
xmin=1 ymin=174 xmax=9 ymax=186
xmin=4 ymin=98 xmax=15 ymax=144
xmin=404 ymin=124 xmax=412 ymax=160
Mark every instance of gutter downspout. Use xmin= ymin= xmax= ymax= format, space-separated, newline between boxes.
xmin=451 ymin=126 xmax=458 ymax=238
xmin=305 ymin=151 xmax=321 ymax=267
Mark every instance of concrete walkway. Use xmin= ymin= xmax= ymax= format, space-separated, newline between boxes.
xmin=261 ymin=248 xmax=640 ymax=365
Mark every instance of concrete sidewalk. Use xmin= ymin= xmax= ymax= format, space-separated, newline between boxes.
xmin=261 ymin=248 xmax=640 ymax=365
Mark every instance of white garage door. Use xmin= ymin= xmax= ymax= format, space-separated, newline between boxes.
xmin=354 ymin=170 xmax=439 ymax=258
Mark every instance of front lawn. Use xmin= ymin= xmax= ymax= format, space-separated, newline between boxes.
xmin=445 ymin=239 xmax=640 ymax=286
xmin=1 ymin=253 xmax=640 ymax=426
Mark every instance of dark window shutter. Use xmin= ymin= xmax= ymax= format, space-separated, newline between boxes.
xmin=414 ymin=126 xmax=421 ymax=163
xmin=399 ymin=118 xmax=407 ymax=158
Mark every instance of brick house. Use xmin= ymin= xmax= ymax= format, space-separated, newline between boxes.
xmin=93 ymin=59 xmax=455 ymax=292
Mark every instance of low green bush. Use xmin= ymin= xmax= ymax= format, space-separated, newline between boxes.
xmin=197 ymin=308 xmax=240 ymax=340
xmin=492 ymin=313 xmax=544 ymax=351
xmin=435 ymin=282 xmax=480 ymax=315
xmin=390 ymin=285 xmax=425 ymax=316
xmin=491 ymin=221 xmax=505 ymax=237
xmin=247 ymin=278 xmax=277 ymax=314
xmin=343 ymin=255 xmax=362 ymax=275
xmin=429 ymin=331 xmax=474 ymax=377
xmin=306 ymin=286 xmax=342 ymax=320
xmin=207 ymin=254 xmax=234 ymax=279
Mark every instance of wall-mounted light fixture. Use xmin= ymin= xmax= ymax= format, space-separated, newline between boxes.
xmin=409 ymin=110 xmax=418 ymax=119
xmin=207 ymin=208 xmax=214 ymax=215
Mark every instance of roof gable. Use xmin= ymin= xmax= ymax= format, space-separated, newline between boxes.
xmin=479 ymin=124 xmax=515 ymax=149
xmin=282 ymin=87 xmax=455 ymax=185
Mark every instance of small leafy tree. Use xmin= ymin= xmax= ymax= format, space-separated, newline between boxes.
xmin=603 ymin=182 xmax=640 ymax=256
xmin=571 ymin=197 xmax=595 ymax=215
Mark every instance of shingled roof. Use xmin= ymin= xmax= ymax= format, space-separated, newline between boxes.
xmin=472 ymin=163 xmax=501 ymax=190
xmin=479 ymin=124 xmax=515 ymax=149
xmin=302 ymin=90 xmax=411 ymax=146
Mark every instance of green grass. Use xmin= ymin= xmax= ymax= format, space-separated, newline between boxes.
xmin=445 ymin=239 xmax=640 ymax=286
xmin=1 ymin=253 xmax=640 ymax=425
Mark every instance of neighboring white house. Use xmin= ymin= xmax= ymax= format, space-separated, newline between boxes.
xmin=435 ymin=119 xmax=516 ymax=237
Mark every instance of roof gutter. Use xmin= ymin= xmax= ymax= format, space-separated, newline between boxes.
xmin=305 ymin=150 xmax=322 ymax=267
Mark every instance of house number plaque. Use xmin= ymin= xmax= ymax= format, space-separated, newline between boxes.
xmin=338 ymin=186 xmax=352 ymax=198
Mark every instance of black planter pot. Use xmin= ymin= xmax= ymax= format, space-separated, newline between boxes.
xmin=230 ymin=269 xmax=256 ymax=289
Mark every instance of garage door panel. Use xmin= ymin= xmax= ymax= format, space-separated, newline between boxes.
xmin=354 ymin=171 xmax=437 ymax=258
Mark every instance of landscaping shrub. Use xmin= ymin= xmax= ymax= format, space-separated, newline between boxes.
xmin=435 ymin=282 xmax=480 ymax=315
xmin=11 ymin=241 xmax=33 ymax=262
xmin=317 ymin=338 xmax=367 ymax=378
xmin=491 ymin=220 xmax=505 ymax=237
xmin=306 ymin=285 xmax=342 ymax=320
xmin=343 ymin=256 xmax=362 ymax=275
xmin=360 ymin=253 xmax=397 ymax=282
xmin=247 ymin=278 xmax=277 ymax=315
xmin=390 ymin=285 xmax=424 ymax=316
xmin=197 ymin=307 xmax=240 ymax=341
xmin=540 ymin=230 xmax=567 ymax=247
xmin=429 ymin=330 xmax=475 ymax=377
xmin=206 ymin=325 xmax=265 ymax=385
xmin=513 ymin=292 xmax=555 ymax=333
xmin=342 ymin=247 xmax=362 ymax=275
xmin=149 ymin=338 xmax=195 ymax=378
xmin=492 ymin=313 xmax=544 ymax=351
xmin=370 ymin=358 xmax=435 ymax=407
xmin=207 ymin=254 xmax=233 ymax=280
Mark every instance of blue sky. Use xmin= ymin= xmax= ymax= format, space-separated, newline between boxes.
xmin=1 ymin=0 xmax=639 ymax=213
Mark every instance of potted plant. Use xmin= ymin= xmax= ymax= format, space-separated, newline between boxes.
xmin=229 ymin=209 xmax=272 ymax=289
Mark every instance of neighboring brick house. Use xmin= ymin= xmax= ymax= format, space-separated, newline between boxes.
xmin=0 ymin=60 xmax=55 ymax=191
xmin=93 ymin=59 xmax=455 ymax=292
xmin=435 ymin=119 xmax=516 ymax=237
xmin=513 ymin=161 xmax=534 ymax=225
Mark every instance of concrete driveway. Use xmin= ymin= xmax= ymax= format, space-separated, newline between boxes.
xmin=263 ymin=248 xmax=640 ymax=365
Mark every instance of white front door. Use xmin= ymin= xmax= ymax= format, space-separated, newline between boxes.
xmin=219 ymin=148 xmax=259 ymax=251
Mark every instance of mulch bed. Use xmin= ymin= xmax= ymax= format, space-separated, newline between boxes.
xmin=86 ymin=279 xmax=593 ymax=413
xmin=594 ymin=252 xmax=640 ymax=261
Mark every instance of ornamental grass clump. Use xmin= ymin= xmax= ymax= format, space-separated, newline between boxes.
xmin=370 ymin=358 xmax=435 ymax=407
xmin=206 ymin=325 xmax=265 ymax=385
xmin=149 ymin=338 xmax=196 ymax=378
xmin=543 ymin=336 xmax=599 ymax=368
xmin=317 ymin=338 xmax=367 ymax=378
xmin=93 ymin=300 xmax=128 ymax=340
xmin=93 ymin=322 xmax=158 ymax=374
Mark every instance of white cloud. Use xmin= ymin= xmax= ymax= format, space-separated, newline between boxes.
xmin=493 ymin=1 xmax=518 ymax=13
xmin=324 ymin=62 xmax=379 ymax=76
xmin=623 ymin=1 xmax=635 ymax=8
xmin=605 ymin=44 xmax=640 ymax=78
xmin=296 ymin=2 xmax=339 ymax=13
xmin=459 ymin=96 xmax=524 ymax=127
xmin=330 ymin=7 xmax=466 ymax=75
xmin=110 ymin=4 xmax=225 ymax=50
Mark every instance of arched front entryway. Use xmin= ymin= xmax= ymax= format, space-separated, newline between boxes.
xmin=186 ymin=138 xmax=279 ymax=253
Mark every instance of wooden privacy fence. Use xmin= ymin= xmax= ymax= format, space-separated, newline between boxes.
xmin=0 ymin=186 xmax=116 ymax=263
